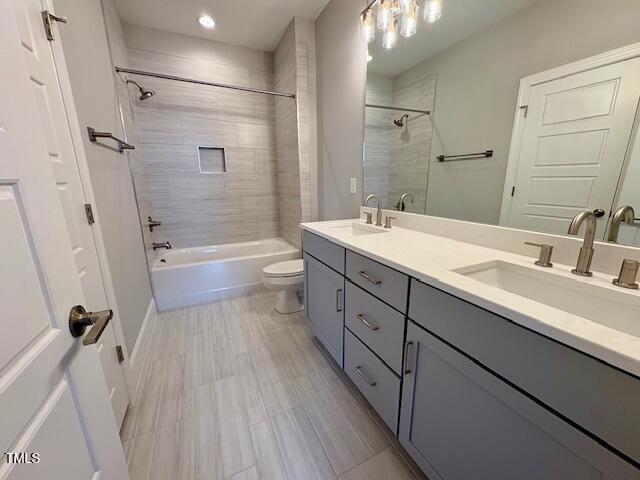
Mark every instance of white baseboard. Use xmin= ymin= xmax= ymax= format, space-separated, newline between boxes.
xmin=124 ymin=298 xmax=157 ymax=403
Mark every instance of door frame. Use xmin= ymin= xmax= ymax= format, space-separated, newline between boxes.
xmin=499 ymin=41 xmax=640 ymax=226
xmin=45 ymin=0 xmax=153 ymax=403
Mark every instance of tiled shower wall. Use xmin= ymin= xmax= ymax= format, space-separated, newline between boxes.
xmin=364 ymin=73 xmax=393 ymax=203
xmin=387 ymin=74 xmax=436 ymax=214
xmin=274 ymin=20 xmax=312 ymax=250
xmin=124 ymin=26 xmax=279 ymax=249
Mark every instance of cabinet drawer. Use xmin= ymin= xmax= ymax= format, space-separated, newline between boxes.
xmin=344 ymin=329 xmax=400 ymax=433
xmin=345 ymin=281 xmax=405 ymax=374
xmin=409 ymin=278 xmax=640 ymax=466
xmin=302 ymin=230 xmax=345 ymax=274
xmin=346 ymin=251 xmax=408 ymax=312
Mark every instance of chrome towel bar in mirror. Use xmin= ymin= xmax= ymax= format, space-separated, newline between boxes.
xmin=87 ymin=127 xmax=135 ymax=153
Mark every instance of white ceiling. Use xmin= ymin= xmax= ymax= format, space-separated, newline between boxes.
xmin=368 ymin=0 xmax=538 ymax=76
xmin=111 ymin=0 xmax=331 ymax=52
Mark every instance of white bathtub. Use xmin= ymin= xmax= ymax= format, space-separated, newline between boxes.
xmin=151 ymin=238 xmax=299 ymax=310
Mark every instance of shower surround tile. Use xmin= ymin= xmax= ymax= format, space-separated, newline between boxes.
xmin=126 ymin=33 xmax=280 ymax=249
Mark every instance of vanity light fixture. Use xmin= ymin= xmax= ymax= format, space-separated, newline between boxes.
xmin=382 ymin=18 xmax=398 ymax=49
xmin=377 ymin=0 xmax=392 ymax=31
xmin=423 ymin=0 xmax=443 ymax=23
xmin=361 ymin=0 xmax=443 ymax=51
xmin=400 ymin=0 xmax=419 ymax=37
xmin=362 ymin=9 xmax=375 ymax=43
xmin=198 ymin=15 xmax=215 ymax=29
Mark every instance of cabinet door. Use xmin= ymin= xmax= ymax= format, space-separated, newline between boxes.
xmin=304 ymin=254 xmax=344 ymax=366
xmin=399 ymin=322 xmax=637 ymax=480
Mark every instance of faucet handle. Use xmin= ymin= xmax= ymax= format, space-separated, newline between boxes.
xmin=363 ymin=211 xmax=373 ymax=224
xmin=524 ymin=242 xmax=554 ymax=267
xmin=613 ymin=259 xmax=639 ymax=289
xmin=384 ymin=216 xmax=396 ymax=229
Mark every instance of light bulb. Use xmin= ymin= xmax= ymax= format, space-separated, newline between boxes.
xmin=400 ymin=0 xmax=418 ymax=38
xmin=423 ymin=0 xmax=442 ymax=23
xmin=377 ymin=0 xmax=392 ymax=31
xmin=382 ymin=19 xmax=398 ymax=50
xmin=361 ymin=9 xmax=375 ymax=43
xmin=399 ymin=0 xmax=411 ymax=12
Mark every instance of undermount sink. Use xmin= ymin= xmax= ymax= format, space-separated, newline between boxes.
xmin=455 ymin=260 xmax=640 ymax=338
xmin=328 ymin=222 xmax=388 ymax=237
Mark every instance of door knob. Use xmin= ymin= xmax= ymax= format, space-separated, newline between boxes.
xmin=68 ymin=305 xmax=113 ymax=345
xmin=594 ymin=209 xmax=606 ymax=218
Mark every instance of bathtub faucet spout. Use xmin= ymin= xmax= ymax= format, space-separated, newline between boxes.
xmin=153 ymin=241 xmax=172 ymax=250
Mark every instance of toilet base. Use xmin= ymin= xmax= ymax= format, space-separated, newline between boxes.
xmin=275 ymin=289 xmax=303 ymax=314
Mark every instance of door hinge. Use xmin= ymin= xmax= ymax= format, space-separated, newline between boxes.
xmin=116 ymin=345 xmax=125 ymax=363
xmin=511 ymin=186 xmax=516 ymax=197
xmin=41 ymin=10 xmax=68 ymax=41
xmin=84 ymin=203 xmax=95 ymax=225
xmin=519 ymin=105 xmax=529 ymax=117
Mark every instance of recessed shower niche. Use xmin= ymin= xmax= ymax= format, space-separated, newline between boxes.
xmin=198 ymin=146 xmax=226 ymax=173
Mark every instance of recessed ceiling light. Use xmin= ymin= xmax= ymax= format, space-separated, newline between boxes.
xmin=198 ymin=15 xmax=215 ymax=29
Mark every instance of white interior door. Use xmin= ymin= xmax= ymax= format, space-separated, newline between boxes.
xmin=504 ymin=57 xmax=640 ymax=238
xmin=15 ymin=0 xmax=130 ymax=428
xmin=0 ymin=3 xmax=128 ymax=479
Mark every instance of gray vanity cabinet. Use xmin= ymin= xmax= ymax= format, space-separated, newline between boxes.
xmin=399 ymin=321 xmax=638 ymax=480
xmin=303 ymin=253 xmax=344 ymax=366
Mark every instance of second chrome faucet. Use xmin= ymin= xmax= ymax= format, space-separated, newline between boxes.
xmin=567 ymin=210 xmax=597 ymax=276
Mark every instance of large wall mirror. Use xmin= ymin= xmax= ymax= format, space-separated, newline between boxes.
xmin=362 ymin=0 xmax=640 ymax=247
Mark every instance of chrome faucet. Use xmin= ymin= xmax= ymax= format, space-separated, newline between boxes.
xmin=395 ymin=193 xmax=415 ymax=211
xmin=153 ymin=241 xmax=172 ymax=250
xmin=567 ymin=210 xmax=597 ymax=276
xmin=606 ymin=205 xmax=635 ymax=243
xmin=364 ymin=194 xmax=379 ymax=207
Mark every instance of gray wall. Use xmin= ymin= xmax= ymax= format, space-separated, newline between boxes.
xmin=123 ymin=25 xmax=280 ymax=249
xmin=315 ymin=0 xmax=367 ymax=220
xmin=54 ymin=0 xmax=153 ymax=353
xmin=395 ymin=0 xmax=640 ymax=224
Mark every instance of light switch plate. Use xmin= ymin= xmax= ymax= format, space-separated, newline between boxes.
xmin=350 ymin=177 xmax=357 ymax=194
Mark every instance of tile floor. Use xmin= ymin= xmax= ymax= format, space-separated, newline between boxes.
xmin=120 ymin=292 xmax=425 ymax=480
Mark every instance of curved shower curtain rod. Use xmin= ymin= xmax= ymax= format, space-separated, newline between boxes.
xmin=115 ymin=67 xmax=296 ymax=100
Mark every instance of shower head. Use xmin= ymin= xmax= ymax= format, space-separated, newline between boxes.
xmin=393 ymin=113 xmax=409 ymax=127
xmin=126 ymin=80 xmax=155 ymax=101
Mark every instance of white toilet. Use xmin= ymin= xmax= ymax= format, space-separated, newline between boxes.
xmin=262 ymin=259 xmax=304 ymax=313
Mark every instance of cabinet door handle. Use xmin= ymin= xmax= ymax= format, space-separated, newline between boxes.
xmin=336 ymin=288 xmax=343 ymax=312
xmin=358 ymin=270 xmax=382 ymax=285
xmin=404 ymin=341 xmax=414 ymax=374
xmin=356 ymin=313 xmax=379 ymax=331
xmin=355 ymin=366 xmax=377 ymax=387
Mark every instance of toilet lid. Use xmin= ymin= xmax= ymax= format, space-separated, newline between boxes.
xmin=263 ymin=259 xmax=304 ymax=277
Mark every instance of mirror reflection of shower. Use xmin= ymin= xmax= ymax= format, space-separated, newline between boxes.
xmin=125 ymin=79 xmax=155 ymax=101
xmin=394 ymin=113 xmax=409 ymax=127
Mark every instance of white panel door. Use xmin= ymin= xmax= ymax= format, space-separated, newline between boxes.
xmin=0 ymin=4 xmax=128 ymax=480
xmin=505 ymin=58 xmax=640 ymax=238
xmin=14 ymin=0 xmax=130 ymax=427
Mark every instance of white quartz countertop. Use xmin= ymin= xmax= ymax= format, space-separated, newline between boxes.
xmin=301 ymin=219 xmax=640 ymax=378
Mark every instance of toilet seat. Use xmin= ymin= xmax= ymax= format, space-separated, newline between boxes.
xmin=262 ymin=259 xmax=303 ymax=278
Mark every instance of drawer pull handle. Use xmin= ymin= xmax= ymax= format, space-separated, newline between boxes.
xmin=404 ymin=341 xmax=414 ymax=374
xmin=358 ymin=270 xmax=382 ymax=285
xmin=336 ymin=288 xmax=343 ymax=312
xmin=355 ymin=366 xmax=377 ymax=387
xmin=357 ymin=314 xmax=379 ymax=331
